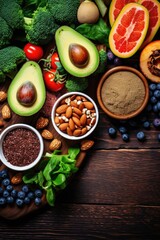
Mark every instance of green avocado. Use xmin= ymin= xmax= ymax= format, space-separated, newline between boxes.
xmin=7 ymin=61 xmax=46 ymax=116
xmin=55 ymin=26 xmax=99 ymax=77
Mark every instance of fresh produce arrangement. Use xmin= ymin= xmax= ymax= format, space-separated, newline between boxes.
xmin=0 ymin=0 xmax=160 ymax=219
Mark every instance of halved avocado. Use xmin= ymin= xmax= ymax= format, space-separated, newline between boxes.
xmin=7 ymin=61 xmax=46 ymax=116
xmin=55 ymin=26 xmax=99 ymax=77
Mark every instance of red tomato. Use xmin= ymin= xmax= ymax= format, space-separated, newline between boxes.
xmin=50 ymin=52 xmax=60 ymax=70
xmin=43 ymin=69 xmax=65 ymax=92
xmin=24 ymin=43 xmax=44 ymax=61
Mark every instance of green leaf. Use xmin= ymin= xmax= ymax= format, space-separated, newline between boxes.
xmin=68 ymin=147 xmax=80 ymax=160
xmin=22 ymin=171 xmax=38 ymax=184
xmin=46 ymin=186 xmax=56 ymax=206
xmin=53 ymin=174 xmax=66 ymax=186
xmin=43 ymin=158 xmax=59 ymax=181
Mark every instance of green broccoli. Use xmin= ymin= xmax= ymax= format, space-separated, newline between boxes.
xmin=24 ymin=7 xmax=60 ymax=45
xmin=92 ymin=49 xmax=107 ymax=75
xmin=0 ymin=46 xmax=26 ymax=82
xmin=47 ymin=0 xmax=79 ymax=25
xmin=65 ymin=76 xmax=88 ymax=92
xmin=0 ymin=0 xmax=24 ymax=30
xmin=0 ymin=17 xmax=13 ymax=49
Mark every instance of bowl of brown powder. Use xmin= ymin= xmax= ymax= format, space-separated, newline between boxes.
xmin=97 ymin=66 xmax=149 ymax=120
xmin=0 ymin=123 xmax=44 ymax=171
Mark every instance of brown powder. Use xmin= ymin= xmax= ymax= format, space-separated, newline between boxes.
xmin=101 ymin=71 xmax=145 ymax=115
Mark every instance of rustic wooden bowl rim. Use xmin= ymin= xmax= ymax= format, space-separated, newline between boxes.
xmin=97 ymin=66 xmax=149 ymax=120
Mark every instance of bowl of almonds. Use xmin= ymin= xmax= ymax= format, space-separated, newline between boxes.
xmin=51 ymin=92 xmax=99 ymax=140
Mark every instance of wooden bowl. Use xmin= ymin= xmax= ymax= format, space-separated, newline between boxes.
xmin=97 ymin=66 xmax=149 ymax=120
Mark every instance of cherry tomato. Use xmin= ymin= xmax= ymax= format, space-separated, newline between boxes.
xmin=43 ymin=69 xmax=65 ymax=92
xmin=50 ymin=52 xmax=60 ymax=70
xmin=24 ymin=43 xmax=44 ymax=61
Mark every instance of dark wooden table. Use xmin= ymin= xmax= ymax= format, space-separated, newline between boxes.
xmin=0 ymin=65 xmax=160 ymax=239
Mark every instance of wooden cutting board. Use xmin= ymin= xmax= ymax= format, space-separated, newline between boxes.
xmin=0 ymin=82 xmax=87 ymax=220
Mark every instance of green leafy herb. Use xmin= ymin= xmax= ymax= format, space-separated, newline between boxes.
xmin=23 ymin=147 xmax=80 ymax=206
xmin=76 ymin=18 xmax=110 ymax=47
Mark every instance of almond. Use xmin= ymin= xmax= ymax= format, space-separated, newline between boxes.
xmin=81 ymin=127 xmax=87 ymax=135
xmin=72 ymin=112 xmax=80 ymax=119
xmin=70 ymin=101 xmax=78 ymax=108
xmin=79 ymin=102 xmax=85 ymax=111
xmin=66 ymin=106 xmax=72 ymax=118
xmin=11 ymin=173 xmax=23 ymax=185
xmin=41 ymin=129 xmax=54 ymax=140
xmin=81 ymin=139 xmax=94 ymax=151
xmin=80 ymin=114 xmax=87 ymax=126
xmin=0 ymin=91 xmax=7 ymax=102
xmin=69 ymin=118 xmax=75 ymax=131
xmin=73 ymin=107 xmax=82 ymax=116
xmin=72 ymin=116 xmax=81 ymax=127
xmin=83 ymin=101 xmax=94 ymax=110
xmin=73 ymin=129 xmax=82 ymax=136
xmin=67 ymin=126 xmax=73 ymax=136
xmin=56 ymin=104 xmax=68 ymax=114
xmin=49 ymin=139 xmax=61 ymax=151
xmin=36 ymin=117 xmax=49 ymax=129
xmin=54 ymin=116 xmax=60 ymax=124
xmin=59 ymin=122 xmax=69 ymax=131
xmin=1 ymin=105 xmax=11 ymax=120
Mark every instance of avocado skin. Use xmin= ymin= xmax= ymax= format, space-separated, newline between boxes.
xmin=8 ymin=61 xmax=46 ymax=116
xmin=55 ymin=26 xmax=99 ymax=77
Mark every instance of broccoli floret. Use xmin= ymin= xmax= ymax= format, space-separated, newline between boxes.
xmin=0 ymin=0 xmax=24 ymax=30
xmin=0 ymin=46 xmax=26 ymax=82
xmin=93 ymin=49 xmax=107 ymax=75
xmin=65 ymin=76 xmax=88 ymax=92
xmin=0 ymin=17 xmax=13 ymax=49
xmin=24 ymin=7 xmax=60 ymax=45
xmin=47 ymin=0 xmax=79 ymax=25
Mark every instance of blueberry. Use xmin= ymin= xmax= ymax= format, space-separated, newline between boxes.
xmin=0 ymin=187 xmax=3 ymax=195
xmin=143 ymin=121 xmax=150 ymax=129
xmin=153 ymin=118 xmax=160 ymax=128
xmin=156 ymin=83 xmax=160 ymax=90
xmin=0 ymin=197 xmax=6 ymax=205
xmin=6 ymin=196 xmax=14 ymax=204
xmin=150 ymin=96 xmax=157 ymax=104
xmin=27 ymin=191 xmax=34 ymax=199
xmin=22 ymin=185 xmax=29 ymax=193
xmin=107 ymin=50 xmax=115 ymax=62
xmin=149 ymin=83 xmax=156 ymax=91
xmin=17 ymin=191 xmax=25 ymax=199
xmin=122 ymin=133 xmax=129 ymax=142
xmin=6 ymin=185 xmax=13 ymax=192
xmin=3 ymin=190 xmax=9 ymax=198
xmin=113 ymin=57 xmax=122 ymax=66
xmin=0 ymin=169 xmax=8 ymax=179
xmin=157 ymin=101 xmax=160 ymax=110
xmin=108 ymin=127 xmax=117 ymax=138
xmin=153 ymin=104 xmax=158 ymax=113
xmin=119 ymin=126 xmax=127 ymax=134
xmin=154 ymin=90 xmax=160 ymax=99
xmin=2 ymin=178 xmax=10 ymax=187
xmin=34 ymin=189 xmax=43 ymax=198
xmin=136 ymin=131 xmax=145 ymax=141
xmin=11 ymin=189 xmax=18 ymax=198
xmin=16 ymin=198 xmax=24 ymax=207
xmin=24 ymin=197 xmax=31 ymax=205
xmin=34 ymin=197 xmax=42 ymax=206
xmin=146 ymin=103 xmax=152 ymax=112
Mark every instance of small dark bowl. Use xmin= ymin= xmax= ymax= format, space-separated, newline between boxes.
xmin=97 ymin=66 xmax=149 ymax=120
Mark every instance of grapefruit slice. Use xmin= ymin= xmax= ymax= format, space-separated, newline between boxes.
xmin=109 ymin=0 xmax=139 ymax=26
xmin=109 ymin=3 xmax=149 ymax=58
xmin=138 ymin=0 xmax=160 ymax=48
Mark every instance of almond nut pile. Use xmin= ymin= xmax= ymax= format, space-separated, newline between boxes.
xmin=54 ymin=94 xmax=97 ymax=137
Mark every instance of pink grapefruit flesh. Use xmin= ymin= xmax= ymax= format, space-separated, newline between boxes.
xmin=109 ymin=3 xmax=149 ymax=58
xmin=138 ymin=0 xmax=160 ymax=48
xmin=109 ymin=0 xmax=139 ymax=26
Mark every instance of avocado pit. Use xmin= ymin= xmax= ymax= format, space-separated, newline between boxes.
xmin=69 ymin=43 xmax=89 ymax=68
xmin=17 ymin=81 xmax=37 ymax=106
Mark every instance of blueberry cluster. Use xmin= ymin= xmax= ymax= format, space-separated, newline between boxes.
xmin=107 ymin=49 xmax=123 ymax=66
xmin=0 ymin=169 xmax=43 ymax=207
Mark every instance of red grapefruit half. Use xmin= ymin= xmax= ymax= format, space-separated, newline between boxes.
xmin=109 ymin=0 xmax=139 ymax=26
xmin=109 ymin=3 xmax=149 ymax=58
xmin=138 ymin=0 xmax=160 ymax=48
